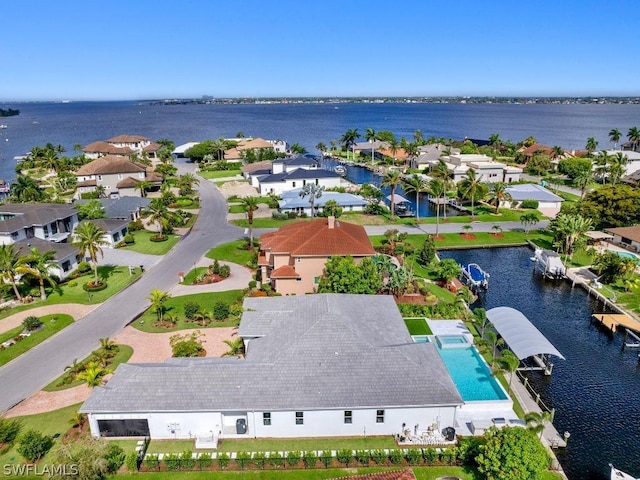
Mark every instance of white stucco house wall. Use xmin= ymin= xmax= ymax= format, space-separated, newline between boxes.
xmin=80 ymin=294 xmax=463 ymax=440
xmin=504 ymin=184 xmax=564 ymax=217
xmin=278 ymin=190 xmax=368 ymax=216
xmin=256 ymin=169 xmax=343 ymax=195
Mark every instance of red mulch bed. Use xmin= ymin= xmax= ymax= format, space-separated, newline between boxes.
xmin=395 ymin=294 xmax=426 ymax=305
xmin=433 ymin=235 xmax=445 ymax=241
xmin=460 ymin=233 xmax=476 ymax=240
xmin=193 ymin=273 xmax=224 ymax=285
xmin=492 ymin=233 xmax=504 ymax=238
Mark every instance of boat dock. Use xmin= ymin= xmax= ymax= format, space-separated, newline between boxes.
xmin=591 ymin=313 xmax=640 ymax=334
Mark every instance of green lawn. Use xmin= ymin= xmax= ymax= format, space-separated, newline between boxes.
xmin=133 ymin=290 xmax=245 ymax=333
xmin=199 ymin=169 xmax=242 ymax=179
xmin=206 ymin=241 xmax=257 ymax=266
xmin=564 ymin=248 xmax=595 ymax=268
xmin=43 ymin=344 xmax=134 ymax=392
xmin=0 ymin=314 xmax=73 ymax=367
xmin=425 ymin=282 xmax=456 ymax=302
xmin=0 ymin=403 xmax=81 ymax=467
xmin=404 ymin=317 xmax=432 ymax=335
xmin=122 ymin=230 xmax=181 ymax=255
xmin=228 ymin=205 xmax=245 ymax=214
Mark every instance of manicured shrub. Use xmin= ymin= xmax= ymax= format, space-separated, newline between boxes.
xmin=16 ymin=430 xmax=54 ymax=462
xmin=22 ymin=316 xmax=43 ymax=331
xmin=217 ymin=453 xmax=230 ymax=469
xmin=67 ymin=280 xmax=78 ymax=288
xmin=355 ymin=449 xmax=370 ymax=465
xmin=520 ymin=199 xmax=539 ymax=209
xmin=83 ymin=281 xmax=108 ymax=292
xmin=286 ymin=450 xmax=301 ymax=467
xmin=371 ymin=449 xmax=386 ymax=465
xmin=268 ymin=451 xmax=284 ymax=468
xmin=218 ymin=265 xmax=231 ymax=278
xmin=302 ymin=450 xmax=317 ymax=468
xmin=423 ymin=447 xmax=438 ymax=464
xmin=406 ymin=448 xmax=422 ymax=465
xmin=336 ymin=449 xmax=353 ymax=466
xmin=164 ymin=452 xmax=180 ymax=470
xmin=212 ymin=302 xmax=229 ymax=321
xmin=248 ymin=280 xmax=257 ymax=289
xmin=184 ymin=301 xmax=200 ymax=319
xmin=105 ymin=443 xmax=126 ymax=473
xmin=125 ymin=450 xmax=139 ymax=472
xmin=123 ymin=234 xmax=135 ymax=244
xmin=286 ymin=211 xmax=298 ymax=219
xmin=252 ymin=451 xmax=266 ymax=469
xmin=77 ymin=261 xmax=92 ymax=273
xmin=320 ymin=450 xmax=333 ymax=468
xmin=197 ymin=452 xmax=212 ymax=469
xmin=128 ymin=220 xmax=143 ymax=231
xmin=181 ymin=449 xmax=195 ymax=470
xmin=272 ymin=212 xmax=288 ymax=220
xmin=0 ymin=418 xmax=22 ymax=444
xmin=144 ymin=453 xmax=160 ymax=470
xmin=150 ymin=234 xmax=168 ymax=242
xmin=236 ymin=451 xmax=251 ymax=469
xmin=389 ymin=449 xmax=404 ymax=465
xmin=230 ymin=304 xmax=244 ymax=317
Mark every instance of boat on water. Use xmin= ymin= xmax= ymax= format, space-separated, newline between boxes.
xmin=461 ymin=263 xmax=489 ymax=289
xmin=611 ymin=464 xmax=639 ymax=480
xmin=533 ymin=248 xmax=566 ymax=278
xmin=334 ymin=165 xmax=346 ymax=175
xmin=393 ymin=202 xmax=415 ymax=217
xmin=0 ymin=125 xmax=7 ymax=129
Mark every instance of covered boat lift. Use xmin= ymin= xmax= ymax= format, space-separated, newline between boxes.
xmin=486 ymin=306 xmax=565 ymax=375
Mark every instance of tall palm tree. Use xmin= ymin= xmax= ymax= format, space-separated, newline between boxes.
xmin=210 ymin=138 xmax=228 ymax=161
xmin=144 ymin=198 xmax=177 ymax=236
xmin=627 ymin=126 xmax=640 ymax=151
xmin=381 ymin=170 xmax=402 ymax=219
xmin=315 ymin=142 xmax=327 ymax=155
xmin=489 ymin=133 xmax=501 ymax=147
xmin=519 ymin=212 xmax=540 ymax=235
xmin=23 ymin=247 xmax=58 ymax=300
xmin=404 ymin=142 xmax=419 ymax=169
xmin=524 ymin=411 xmax=552 ymax=439
xmin=240 ymin=196 xmax=260 ymax=247
xmin=135 ymin=180 xmax=151 ymax=198
xmin=573 ymin=169 xmax=595 ymax=198
xmin=427 ymin=178 xmax=445 ymax=237
xmin=485 ymin=182 xmax=512 ymax=214
xmin=497 ymin=350 xmax=520 ymax=393
xmin=299 ymin=183 xmax=324 ymax=219
xmin=459 ymin=169 xmax=484 ymax=220
xmin=585 ymin=137 xmax=598 ymax=154
xmin=340 ymin=129 xmax=359 ymax=159
xmin=609 ymin=128 xmax=622 ymax=150
xmin=147 ymin=289 xmax=171 ymax=323
xmin=593 ymin=151 xmax=611 ymax=183
xmin=0 ymin=244 xmax=31 ymax=301
xmin=73 ymin=221 xmax=108 ymax=285
xmin=178 ymin=172 xmax=199 ymax=196
xmin=365 ymin=128 xmax=377 ymax=164
xmin=402 ymin=174 xmax=426 ymax=220
xmin=608 ymin=152 xmax=629 ymax=185
xmin=11 ymin=175 xmax=45 ymax=203
xmin=551 ymin=213 xmax=593 ymax=259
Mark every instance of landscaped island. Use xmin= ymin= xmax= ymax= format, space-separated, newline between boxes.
xmin=0 ymin=107 xmax=19 ymax=117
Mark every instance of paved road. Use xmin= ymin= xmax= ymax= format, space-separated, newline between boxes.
xmin=0 ymin=165 xmax=243 ymax=413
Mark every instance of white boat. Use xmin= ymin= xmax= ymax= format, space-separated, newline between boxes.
xmin=461 ymin=263 xmax=490 ymax=289
xmin=611 ymin=464 xmax=638 ymax=480
xmin=533 ymin=248 xmax=566 ymax=278
xmin=334 ymin=165 xmax=346 ymax=175
xmin=0 ymin=125 xmax=7 ymax=129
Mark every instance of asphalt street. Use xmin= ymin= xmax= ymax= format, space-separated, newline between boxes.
xmin=0 ymin=166 xmax=243 ymax=413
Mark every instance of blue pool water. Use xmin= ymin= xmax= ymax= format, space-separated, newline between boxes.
xmin=616 ymin=251 xmax=640 ymax=265
xmin=437 ymin=346 xmax=508 ymax=402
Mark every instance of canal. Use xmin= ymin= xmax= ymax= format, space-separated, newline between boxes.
xmin=320 ymin=157 xmax=462 ymax=218
xmin=440 ymin=247 xmax=640 ymax=480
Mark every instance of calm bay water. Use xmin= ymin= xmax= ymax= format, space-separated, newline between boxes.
xmin=1 ymin=101 xmax=639 ymax=183
xmin=440 ymin=247 xmax=640 ymax=480
xmin=1 ymin=101 xmax=640 ymax=478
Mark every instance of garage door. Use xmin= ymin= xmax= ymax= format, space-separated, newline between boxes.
xmin=97 ymin=419 xmax=150 ymax=437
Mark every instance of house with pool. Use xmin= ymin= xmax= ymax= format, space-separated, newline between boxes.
xmin=80 ymin=294 xmax=519 ymax=442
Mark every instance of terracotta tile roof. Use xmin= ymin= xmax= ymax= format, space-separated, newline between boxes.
xmin=379 ymin=147 xmax=409 ymax=159
xmin=107 ymin=135 xmax=150 ymax=143
xmin=258 ymin=254 xmax=269 ymax=266
xmin=76 ymin=179 xmax=97 ymax=187
xmin=83 ymin=141 xmax=133 ymax=155
xmin=224 ymin=147 xmax=243 ymax=160
xmin=237 ymin=138 xmax=273 ymax=150
xmin=329 ymin=470 xmax=416 ymax=480
xmin=116 ymin=177 xmax=140 ymax=189
xmin=241 ymin=160 xmax=273 ymax=174
xmin=76 ymin=156 xmax=146 ymax=176
xmin=143 ymin=142 xmax=162 ymax=152
xmin=605 ymin=225 xmax=640 ymax=243
xmin=260 ymin=218 xmax=375 ymax=257
xmin=270 ymin=265 xmax=300 ymax=278
xmin=146 ymin=171 xmax=163 ymax=183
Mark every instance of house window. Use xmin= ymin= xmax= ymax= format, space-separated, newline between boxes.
xmin=43 ymin=225 xmax=49 ymax=238
xmin=118 ymin=174 xmax=123 ymax=180
xmin=138 ymin=172 xmax=144 ymax=179
xmin=292 ymin=182 xmax=296 ymax=188
xmin=315 ymin=179 xmax=319 ymax=185
xmin=296 ymin=257 xmax=301 ymax=263
xmin=344 ymin=411 xmax=352 ymax=424
xmin=314 ymin=277 xmax=319 ymax=284
xmin=376 ymin=410 xmax=384 ymax=423
xmin=113 ymin=232 xmax=120 ymax=242
xmin=295 ymin=412 xmax=304 ymax=425
xmin=62 ymin=260 xmax=71 ymax=272
xmin=97 ymin=175 xmax=102 ymax=181
xmin=263 ymin=413 xmax=271 ymax=426
xmin=296 ymin=277 xmax=302 ymax=282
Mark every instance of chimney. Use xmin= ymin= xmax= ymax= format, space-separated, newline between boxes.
xmin=328 ymin=216 xmax=335 ymax=229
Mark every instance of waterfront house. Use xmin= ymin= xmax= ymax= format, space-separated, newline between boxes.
xmin=0 ymin=203 xmax=79 ymax=245
xmin=74 ymin=197 xmax=150 ymax=222
xmin=411 ymin=144 xmax=459 ymax=170
xmin=254 ymin=168 xmax=342 ymax=195
xmin=13 ymin=237 xmax=79 ymax=280
xmin=80 ymin=294 xmax=462 ymax=440
xmin=604 ymin=225 xmax=640 ymax=253
xmin=445 ymin=154 xmax=522 ymax=184
xmin=84 ymin=219 xmax=130 ymax=249
xmin=84 ymin=135 xmax=161 ymax=162
xmin=278 ymin=190 xmax=368 ymax=216
xmin=259 ymin=217 xmax=375 ymax=295
xmin=504 ymin=184 xmax=564 ymax=217
xmin=75 ymin=156 xmax=162 ymax=199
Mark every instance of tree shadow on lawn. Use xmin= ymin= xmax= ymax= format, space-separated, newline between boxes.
xmin=97 ymin=264 xmax=119 ymax=282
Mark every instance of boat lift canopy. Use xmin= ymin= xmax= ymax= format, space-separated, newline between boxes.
xmin=486 ymin=307 xmax=565 ymax=360
xmin=386 ymin=194 xmax=410 ymax=204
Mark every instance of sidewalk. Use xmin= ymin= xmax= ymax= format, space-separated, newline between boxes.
xmin=169 ymin=260 xmax=252 ymax=297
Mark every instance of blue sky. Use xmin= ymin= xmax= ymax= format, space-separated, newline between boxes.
xmin=2 ymin=0 xmax=638 ymax=101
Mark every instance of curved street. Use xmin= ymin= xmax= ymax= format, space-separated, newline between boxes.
xmin=0 ymin=167 xmax=243 ymax=413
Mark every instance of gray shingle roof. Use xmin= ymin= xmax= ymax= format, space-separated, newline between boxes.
xmin=75 ymin=198 xmax=150 ymax=220
xmin=505 ymin=184 xmax=563 ymax=202
xmin=81 ymin=294 xmax=462 ymax=414
xmin=0 ymin=204 xmax=76 ymax=234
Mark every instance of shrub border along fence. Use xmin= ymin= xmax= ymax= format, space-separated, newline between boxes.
xmin=139 ymin=447 xmax=459 ymax=472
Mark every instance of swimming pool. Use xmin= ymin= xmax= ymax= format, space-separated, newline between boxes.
xmin=615 ymin=251 xmax=640 ymax=265
xmin=437 ymin=347 xmax=508 ymax=402
xmin=436 ymin=334 xmax=470 ymax=349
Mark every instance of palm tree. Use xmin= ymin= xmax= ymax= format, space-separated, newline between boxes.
xmin=91 ymin=349 xmax=110 ymax=368
xmin=459 ymin=169 xmax=484 ymax=220
xmin=99 ymin=337 xmax=117 ymax=353
xmin=11 ymin=175 xmax=45 ymax=203
xmin=427 ymin=178 xmax=446 ymax=237
xmin=41 ymin=149 xmax=59 ymax=174
xmin=609 ymin=128 xmax=622 ymax=149
xmin=64 ymin=358 xmax=83 ymax=376
xmin=573 ymin=169 xmax=595 ymax=198
xmin=178 ymin=173 xmax=199 ymax=196
xmin=491 ymin=225 xmax=502 ymax=236
xmin=365 ymin=128 xmax=377 ymax=164
xmin=69 ymin=412 xmax=86 ymax=432
xmin=627 ymin=126 xmax=640 ymax=151
xmin=147 ymin=289 xmax=171 ymax=323
xmin=223 ymin=338 xmax=245 ymax=357
xmin=240 ymin=196 xmax=261 ymax=247
xmin=23 ymin=247 xmax=58 ymax=300
xmin=485 ymin=182 xmax=511 ymax=214
xmin=520 ymin=212 xmax=540 ymax=235
xmin=608 ymin=152 xmax=629 ymax=185
xmin=299 ymin=183 xmax=324 ymax=219
xmin=94 ymin=185 xmax=107 ymax=199
xmin=210 ymin=138 xmax=228 ymax=161
xmin=144 ymin=198 xmax=177 ymax=236
xmin=551 ymin=213 xmax=593 ymax=259
xmin=489 ymin=133 xmax=501 ymax=147
xmin=381 ymin=170 xmax=402 ymax=219
xmin=497 ymin=350 xmax=520 ymax=393
xmin=524 ymin=411 xmax=552 ymax=439
xmin=73 ymin=221 xmax=108 ymax=285
xmin=290 ymin=143 xmax=307 ymax=155
xmin=77 ymin=361 xmax=109 ymax=388
xmin=340 ymin=129 xmax=359 ymax=159
xmin=483 ymin=330 xmax=504 ymax=367
xmin=135 ymin=180 xmax=151 ymax=198
xmin=0 ymin=244 xmax=31 ymax=301
xmin=404 ymin=142 xmax=419 ymax=169
xmin=585 ymin=137 xmax=598 ymax=155
xmin=402 ymin=174 xmax=426 ymax=220
xmin=315 ymin=142 xmax=327 ymax=155
xmin=593 ymin=151 xmax=611 ymax=183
